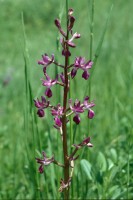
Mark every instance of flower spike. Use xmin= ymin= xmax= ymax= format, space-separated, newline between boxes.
xmin=34 ymin=7 xmax=96 ymax=197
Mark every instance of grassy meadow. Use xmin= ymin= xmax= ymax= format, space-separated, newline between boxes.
xmin=0 ymin=0 xmax=133 ymax=199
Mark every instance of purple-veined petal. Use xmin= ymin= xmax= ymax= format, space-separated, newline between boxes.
xmin=38 ymin=60 xmax=45 ymax=65
xmin=42 ymin=54 xmax=50 ymax=63
xmin=84 ymin=96 xmax=89 ymax=106
xmin=67 ymin=41 xmax=76 ymax=48
xmin=85 ymin=60 xmax=93 ymax=69
xmin=74 ymin=57 xmax=85 ymax=67
xmin=74 ymin=33 xmax=81 ymax=39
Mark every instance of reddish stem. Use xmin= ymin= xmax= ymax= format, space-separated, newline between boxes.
xmin=62 ymin=6 xmax=70 ymax=199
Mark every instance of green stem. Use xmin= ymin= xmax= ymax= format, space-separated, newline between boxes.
xmin=89 ymin=0 xmax=94 ymax=99
xmin=88 ymin=0 xmax=95 ymax=135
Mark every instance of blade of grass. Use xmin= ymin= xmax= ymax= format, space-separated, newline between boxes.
xmin=91 ymin=3 xmax=114 ymax=77
xmin=22 ymin=12 xmax=41 ymax=199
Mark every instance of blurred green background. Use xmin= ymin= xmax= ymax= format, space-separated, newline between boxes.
xmin=0 ymin=0 xmax=133 ymax=199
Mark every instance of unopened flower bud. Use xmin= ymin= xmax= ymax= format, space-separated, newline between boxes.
xmin=55 ymin=19 xmax=61 ymax=29
xmin=68 ymin=8 xmax=74 ymax=16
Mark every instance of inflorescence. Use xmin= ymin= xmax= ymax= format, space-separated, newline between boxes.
xmin=34 ymin=8 xmax=95 ymax=192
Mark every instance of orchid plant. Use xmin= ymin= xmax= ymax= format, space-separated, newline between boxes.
xmin=34 ymin=8 xmax=95 ymax=199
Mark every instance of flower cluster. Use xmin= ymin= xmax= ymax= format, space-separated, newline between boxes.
xmin=34 ymin=95 xmax=95 ymax=126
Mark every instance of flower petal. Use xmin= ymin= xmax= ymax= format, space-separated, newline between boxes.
xmin=73 ymin=114 xmax=80 ymax=124
xmin=88 ymin=109 xmax=95 ymax=119
xmin=37 ymin=109 xmax=45 ymax=117
xmin=45 ymin=88 xmax=52 ymax=98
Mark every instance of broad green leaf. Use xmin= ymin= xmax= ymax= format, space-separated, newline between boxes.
xmin=107 ymin=158 xmax=114 ymax=170
xmin=80 ymin=159 xmax=92 ymax=180
xmin=97 ymin=152 xmax=107 ymax=172
xmin=109 ymin=166 xmax=119 ymax=182
xmin=110 ymin=148 xmax=118 ymax=163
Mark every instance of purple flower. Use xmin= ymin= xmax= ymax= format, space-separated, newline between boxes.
xmin=54 ymin=116 xmax=62 ymax=129
xmin=59 ymin=178 xmax=71 ymax=192
xmin=73 ymin=114 xmax=80 ymax=124
xmin=51 ymin=104 xmax=63 ymax=116
xmin=73 ymin=137 xmax=93 ymax=149
xmin=83 ymin=96 xmax=95 ymax=119
xmin=38 ymin=54 xmax=54 ymax=69
xmin=41 ymin=73 xmax=57 ymax=98
xmin=66 ymin=32 xmax=81 ymax=48
xmin=69 ymin=99 xmax=84 ymax=124
xmin=35 ymin=151 xmax=54 ymax=173
xmin=51 ymin=104 xmax=63 ymax=129
xmin=69 ymin=99 xmax=84 ymax=113
xmin=37 ymin=109 xmax=45 ymax=118
xmin=71 ymin=57 xmax=93 ymax=79
xmin=34 ymin=96 xmax=49 ymax=117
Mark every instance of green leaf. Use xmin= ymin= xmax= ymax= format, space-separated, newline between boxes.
xmin=110 ymin=148 xmax=118 ymax=163
xmin=109 ymin=166 xmax=119 ymax=182
xmin=97 ymin=152 xmax=107 ymax=172
xmin=107 ymin=158 xmax=114 ymax=170
xmin=80 ymin=159 xmax=92 ymax=180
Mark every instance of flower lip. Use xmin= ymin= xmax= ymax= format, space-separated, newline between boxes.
xmin=37 ymin=109 xmax=45 ymax=117
xmin=45 ymin=88 xmax=52 ymax=98
xmin=54 ymin=116 xmax=62 ymax=127
xmin=88 ymin=109 xmax=95 ymax=119
xmin=73 ymin=114 xmax=80 ymax=124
